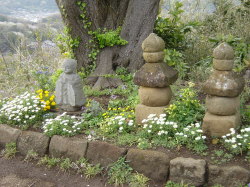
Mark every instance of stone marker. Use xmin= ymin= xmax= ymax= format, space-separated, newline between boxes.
xmin=55 ymin=59 xmax=86 ymax=112
xmin=169 ymin=157 xmax=206 ymax=186
xmin=202 ymin=43 xmax=245 ymax=136
xmin=134 ymin=33 xmax=178 ymax=124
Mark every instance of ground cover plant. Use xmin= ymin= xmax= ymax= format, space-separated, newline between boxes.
xmin=0 ymin=0 xmax=249 ymax=186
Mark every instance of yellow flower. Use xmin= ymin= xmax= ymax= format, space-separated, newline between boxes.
xmin=44 ymin=91 xmax=49 ymax=94
xmin=51 ymin=101 xmax=56 ymax=106
xmin=46 ymin=106 xmax=51 ymax=110
xmin=36 ymin=89 xmax=43 ymax=93
xmin=39 ymin=93 xmax=43 ymax=98
xmin=46 ymin=100 xmax=50 ymax=105
xmin=50 ymin=95 xmax=55 ymax=101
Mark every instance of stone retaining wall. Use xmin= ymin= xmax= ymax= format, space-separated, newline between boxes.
xmin=0 ymin=125 xmax=249 ymax=187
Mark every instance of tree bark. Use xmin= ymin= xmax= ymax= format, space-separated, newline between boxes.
xmin=56 ymin=0 xmax=160 ymax=90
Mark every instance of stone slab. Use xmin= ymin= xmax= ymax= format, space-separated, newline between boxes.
xmin=202 ymin=112 xmax=241 ymax=137
xmin=169 ymin=157 xmax=206 ymax=186
xmin=203 ymin=70 xmax=245 ymax=97
xmin=17 ymin=131 xmax=50 ymax=156
xmin=206 ymin=96 xmax=240 ymax=116
xmin=135 ymin=104 xmax=166 ymax=124
xmin=49 ymin=135 xmax=87 ymax=161
xmin=139 ymin=86 xmax=172 ymax=107
xmin=208 ymin=165 xmax=250 ymax=187
xmin=0 ymin=124 xmax=21 ymax=146
xmin=86 ymin=141 xmax=127 ymax=167
xmin=127 ymin=149 xmax=170 ymax=182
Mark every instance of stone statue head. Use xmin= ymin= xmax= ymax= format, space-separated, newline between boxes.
xmin=63 ymin=59 xmax=77 ymax=74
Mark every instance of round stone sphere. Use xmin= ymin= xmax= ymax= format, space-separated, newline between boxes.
xmin=142 ymin=33 xmax=165 ymax=52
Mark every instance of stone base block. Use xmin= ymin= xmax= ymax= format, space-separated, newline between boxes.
xmin=127 ymin=149 xmax=170 ymax=182
xmin=139 ymin=86 xmax=172 ymax=107
xmin=17 ymin=131 xmax=50 ymax=156
xmin=208 ymin=165 xmax=250 ymax=187
xmin=0 ymin=125 xmax=21 ymax=146
xmin=202 ymin=112 xmax=241 ymax=137
xmin=206 ymin=96 xmax=240 ymax=116
xmin=135 ymin=104 xmax=166 ymax=124
xmin=86 ymin=141 xmax=127 ymax=167
xmin=49 ymin=135 xmax=88 ymax=161
xmin=169 ymin=157 xmax=206 ymax=186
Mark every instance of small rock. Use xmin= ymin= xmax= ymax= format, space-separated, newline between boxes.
xmin=135 ymin=104 xmax=166 ymax=124
xmin=49 ymin=135 xmax=88 ymax=161
xmin=134 ymin=63 xmax=178 ymax=87
xmin=142 ymin=33 xmax=165 ymax=52
xmin=86 ymin=141 xmax=127 ymax=167
xmin=0 ymin=125 xmax=21 ymax=146
xmin=127 ymin=149 xmax=170 ymax=182
xmin=17 ymin=131 xmax=50 ymax=156
xmin=213 ymin=42 xmax=234 ymax=60
xmin=202 ymin=111 xmax=241 ymax=137
xmin=143 ymin=51 xmax=165 ymax=63
xmin=203 ymin=70 xmax=245 ymax=97
xmin=208 ymin=165 xmax=250 ymax=187
xmin=213 ymin=59 xmax=234 ymax=71
xmin=206 ymin=96 xmax=240 ymax=116
xmin=169 ymin=157 xmax=207 ymax=186
xmin=139 ymin=86 xmax=172 ymax=107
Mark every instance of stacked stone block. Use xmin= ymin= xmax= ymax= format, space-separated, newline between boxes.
xmin=134 ymin=33 xmax=178 ymax=124
xmin=202 ymin=43 xmax=245 ymax=136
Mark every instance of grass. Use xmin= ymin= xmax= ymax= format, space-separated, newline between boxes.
xmin=2 ymin=142 xmax=17 ymax=159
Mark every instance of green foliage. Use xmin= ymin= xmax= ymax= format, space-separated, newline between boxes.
xmin=164 ymin=49 xmax=189 ymax=79
xmin=84 ymin=163 xmax=103 ymax=179
xmin=60 ymin=158 xmax=72 ymax=172
xmin=117 ymin=133 xmax=138 ymax=146
xmin=0 ymin=92 xmax=47 ymax=129
xmin=154 ymin=2 xmax=199 ymax=50
xmin=55 ymin=27 xmax=80 ymax=58
xmin=3 ymin=142 xmax=17 ymax=159
xmin=222 ymin=127 xmax=250 ymax=155
xmin=24 ymin=150 xmax=39 ymax=162
xmin=129 ymin=173 xmax=150 ymax=187
xmin=165 ymin=181 xmax=194 ymax=187
xmin=90 ymin=27 xmax=128 ymax=49
xmin=108 ymin=157 xmax=133 ymax=185
xmin=42 ymin=113 xmax=85 ymax=137
xmin=33 ymin=68 xmax=62 ymax=91
xmin=38 ymin=155 xmax=61 ymax=168
xmin=166 ymin=82 xmax=205 ymax=126
xmin=81 ymin=100 xmax=103 ymax=129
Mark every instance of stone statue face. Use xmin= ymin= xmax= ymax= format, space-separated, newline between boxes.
xmin=63 ymin=59 xmax=77 ymax=74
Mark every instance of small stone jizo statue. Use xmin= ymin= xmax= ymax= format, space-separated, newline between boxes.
xmin=55 ymin=59 xmax=86 ymax=111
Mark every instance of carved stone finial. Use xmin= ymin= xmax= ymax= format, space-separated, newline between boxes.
xmin=142 ymin=33 xmax=165 ymax=52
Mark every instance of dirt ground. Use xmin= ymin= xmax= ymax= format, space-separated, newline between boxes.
xmin=0 ymin=155 xmax=118 ymax=187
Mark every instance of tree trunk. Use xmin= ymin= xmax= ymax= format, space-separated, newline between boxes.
xmin=56 ymin=0 xmax=160 ymax=90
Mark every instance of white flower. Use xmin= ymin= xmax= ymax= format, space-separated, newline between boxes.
xmin=195 ymin=123 xmax=200 ymax=128
xmin=202 ymin=136 xmax=206 ymax=139
xmin=119 ymin=127 xmax=123 ymax=131
xmin=148 ymin=130 xmax=152 ymax=133
xmin=232 ymin=144 xmax=237 ymax=148
xmin=173 ymin=124 xmax=178 ymax=129
xmin=195 ymin=137 xmax=201 ymax=141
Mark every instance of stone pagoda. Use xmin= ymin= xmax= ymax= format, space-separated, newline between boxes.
xmin=134 ymin=33 xmax=178 ymax=124
xmin=202 ymin=43 xmax=245 ymax=136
